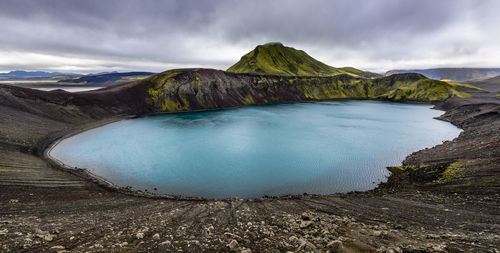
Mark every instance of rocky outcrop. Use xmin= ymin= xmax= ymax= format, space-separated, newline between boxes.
xmin=141 ymin=69 xmax=470 ymax=113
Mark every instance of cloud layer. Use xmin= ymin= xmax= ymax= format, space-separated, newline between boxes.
xmin=0 ymin=0 xmax=499 ymax=73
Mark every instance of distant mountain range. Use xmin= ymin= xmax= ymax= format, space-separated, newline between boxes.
xmin=57 ymin=72 xmax=155 ymax=86
xmin=0 ymin=71 xmax=155 ymax=83
xmin=0 ymin=71 xmax=156 ymax=88
xmin=386 ymin=68 xmax=500 ymax=82
xmin=227 ymin=42 xmax=381 ymax=78
xmin=0 ymin=70 xmax=68 ymax=79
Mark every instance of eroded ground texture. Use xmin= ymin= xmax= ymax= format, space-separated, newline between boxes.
xmin=0 ymin=83 xmax=499 ymax=252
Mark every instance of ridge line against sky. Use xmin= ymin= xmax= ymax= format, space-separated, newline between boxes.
xmin=0 ymin=0 xmax=499 ymax=74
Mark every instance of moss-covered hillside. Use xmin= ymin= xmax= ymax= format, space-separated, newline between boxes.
xmin=227 ymin=43 xmax=380 ymax=78
xmin=138 ymin=69 xmax=470 ymax=113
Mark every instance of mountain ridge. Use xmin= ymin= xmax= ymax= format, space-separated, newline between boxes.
xmin=0 ymin=70 xmax=68 ymax=79
xmin=139 ymin=68 xmax=469 ymax=112
xmin=227 ymin=43 xmax=380 ymax=78
xmin=386 ymin=68 xmax=500 ymax=82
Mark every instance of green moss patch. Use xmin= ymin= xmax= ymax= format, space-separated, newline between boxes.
xmin=438 ymin=160 xmax=465 ymax=182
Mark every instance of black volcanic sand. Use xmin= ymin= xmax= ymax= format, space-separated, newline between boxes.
xmin=0 ymin=84 xmax=499 ymax=252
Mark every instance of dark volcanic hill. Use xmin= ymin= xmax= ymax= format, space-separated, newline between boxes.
xmin=227 ymin=42 xmax=380 ymax=78
xmin=386 ymin=68 xmax=500 ymax=82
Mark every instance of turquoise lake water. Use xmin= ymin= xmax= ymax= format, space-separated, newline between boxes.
xmin=50 ymin=101 xmax=461 ymax=199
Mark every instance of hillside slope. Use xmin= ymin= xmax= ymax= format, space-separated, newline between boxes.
xmin=140 ymin=69 xmax=470 ymax=113
xmin=386 ymin=68 xmax=500 ymax=82
xmin=471 ymin=75 xmax=500 ymax=93
xmin=227 ymin=43 xmax=380 ymax=78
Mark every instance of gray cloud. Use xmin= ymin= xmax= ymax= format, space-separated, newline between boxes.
xmin=0 ymin=0 xmax=498 ymax=73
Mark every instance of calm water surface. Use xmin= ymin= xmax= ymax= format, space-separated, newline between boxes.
xmin=0 ymin=82 xmax=104 ymax=92
xmin=32 ymin=87 xmax=104 ymax=92
xmin=50 ymin=101 xmax=461 ymax=198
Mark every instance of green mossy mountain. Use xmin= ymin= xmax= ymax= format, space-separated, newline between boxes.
xmin=138 ymin=68 xmax=470 ymax=113
xmin=227 ymin=42 xmax=380 ymax=78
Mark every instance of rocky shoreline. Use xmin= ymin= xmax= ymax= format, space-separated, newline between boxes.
xmin=0 ymin=81 xmax=499 ymax=252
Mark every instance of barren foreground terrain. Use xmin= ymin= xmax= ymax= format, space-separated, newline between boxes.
xmin=0 ymin=83 xmax=499 ymax=252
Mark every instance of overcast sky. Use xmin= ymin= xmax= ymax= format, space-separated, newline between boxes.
xmin=0 ymin=0 xmax=499 ymax=73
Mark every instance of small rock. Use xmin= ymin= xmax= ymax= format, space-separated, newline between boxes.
xmin=136 ymin=232 xmax=144 ymax=239
xmin=240 ymin=248 xmax=252 ymax=253
xmin=377 ymin=246 xmax=388 ymax=252
xmin=372 ymin=230 xmax=382 ymax=237
xmin=9 ymin=199 xmax=19 ymax=204
xmin=205 ymin=224 xmax=214 ymax=233
xmin=49 ymin=245 xmax=65 ymax=250
xmin=427 ymin=234 xmax=441 ymax=239
xmin=301 ymin=212 xmax=312 ymax=221
xmin=327 ymin=240 xmax=342 ymax=251
xmin=118 ymin=242 xmax=128 ymax=247
xmin=35 ymin=228 xmax=54 ymax=241
xmin=288 ymin=235 xmax=299 ymax=246
xmin=153 ymin=233 xmax=160 ymax=240
xmin=228 ymin=239 xmax=239 ymax=250
xmin=69 ymin=236 xmax=75 ymax=241
xmin=428 ymin=243 xmax=447 ymax=252
xmin=224 ymin=232 xmax=242 ymax=239
xmin=189 ymin=239 xmax=200 ymax=245
xmin=160 ymin=240 xmax=171 ymax=246
xmin=297 ymin=238 xmax=316 ymax=251
xmin=43 ymin=234 xmax=54 ymax=241
xmin=300 ymin=220 xmax=313 ymax=228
